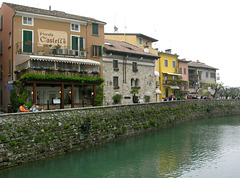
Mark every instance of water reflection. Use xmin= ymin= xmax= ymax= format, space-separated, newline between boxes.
xmin=1 ymin=116 xmax=240 ymax=178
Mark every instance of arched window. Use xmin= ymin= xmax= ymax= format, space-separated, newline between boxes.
xmin=135 ymin=79 xmax=139 ymax=86
xmin=131 ymin=78 xmax=134 ymax=86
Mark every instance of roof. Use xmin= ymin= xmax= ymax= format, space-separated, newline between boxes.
xmin=105 ymin=33 xmax=158 ymax=42
xmin=188 ymin=61 xmax=218 ymax=70
xmin=104 ymin=39 xmax=159 ymax=58
xmin=3 ymin=2 xmax=106 ymax=24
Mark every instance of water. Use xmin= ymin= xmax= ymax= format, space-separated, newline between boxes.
xmin=1 ymin=116 xmax=240 ymax=178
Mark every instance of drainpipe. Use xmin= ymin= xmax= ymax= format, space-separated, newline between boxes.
xmin=11 ymin=12 xmax=16 ymax=81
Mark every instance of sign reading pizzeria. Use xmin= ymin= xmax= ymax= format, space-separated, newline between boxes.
xmin=38 ymin=29 xmax=67 ymax=46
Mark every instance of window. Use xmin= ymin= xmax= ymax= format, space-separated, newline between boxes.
xmin=71 ymin=23 xmax=80 ymax=32
xmin=172 ymin=61 xmax=176 ymax=68
xmin=113 ymin=76 xmax=118 ymax=86
xmin=210 ymin=73 xmax=215 ymax=78
xmin=23 ymin=30 xmax=33 ymax=53
xmin=179 ymin=68 xmax=182 ymax=74
xmin=22 ymin=17 xmax=33 ymax=26
xmin=206 ymin=72 xmax=209 ymax=78
xmin=9 ymin=32 xmax=12 ymax=47
xmin=0 ymin=16 xmax=3 ymax=30
xmin=198 ymin=71 xmax=202 ymax=80
xmin=0 ymin=65 xmax=2 ymax=80
xmin=113 ymin=60 xmax=118 ymax=69
xmin=92 ymin=45 xmax=102 ymax=57
xmin=8 ymin=60 xmax=11 ymax=75
xmin=164 ymin=59 xmax=168 ymax=67
xmin=132 ymin=62 xmax=137 ymax=71
xmin=135 ymin=79 xmax=139 ymax=86
xmin=139 ymin=37 xmax=143 ymax=46
xmin=0 ymin=90 xmax=2 ymax=105
xmin=0 ymin=40 xmax=2 ymax=54
xmin=131 ymin=78 xmax=134 ymax=86
xmin=92 ymin=23 xmax=98 ymax=35
xmin=184 ymin=68 xmax=186 ymax=75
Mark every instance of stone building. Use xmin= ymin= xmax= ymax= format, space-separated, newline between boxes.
xmin=0 ymin=2 xmax=106 ymax=111
xmin=103 ymin=39 xmax=159 ymax=105
xmin=188 ymin=60 xmax=218 ymax=95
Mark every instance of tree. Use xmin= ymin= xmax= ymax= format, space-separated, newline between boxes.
xmin=130 ymin=88 xmax=139 ymax=103
xmin=200 ymin=82 xmax=224 ymax=98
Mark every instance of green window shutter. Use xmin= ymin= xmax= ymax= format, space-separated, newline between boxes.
xmin=72 ymin=36 xmax=77 ymax=50
xmin=80 ymin=37 xmax=83 ymax=49
xmin=92 ymin=45 xmax=95 ymax=56
xmin=0 ymin=16 xmax=3 ymax=30
xmin=0 ymin=65 xmax=2 ymax=80
xmin=98 ymin=46 xmax=102 ymax=57
xmin=8 ymin=60 xmax=11 ymax=75
xmin=0 ymin=40 xmax=2 ymax=54
xmin=92 ymin=23 xmax=98 ymax=35
xmin=23 ymin=30 xmax=32 ymax=53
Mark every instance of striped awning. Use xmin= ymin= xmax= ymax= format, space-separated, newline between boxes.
xmin=16 ymin=55 xmax=100 ymax=66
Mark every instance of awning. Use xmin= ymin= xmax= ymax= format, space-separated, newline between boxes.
xmin=162 ymin=72 xmax=182 ymax=76
xmin=156 ymin=89 xmax=161 ymax=94
xmin=16 ymin=55 xmax=101 ymax=66
xmin=154 ymin=71 xmax=160 ymax=77
xmin=170 ymin=86 xmax=180 ymax=89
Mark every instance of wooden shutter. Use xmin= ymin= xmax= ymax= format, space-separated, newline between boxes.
xmin=23 ymin=30 xmax=32 ymax=53
xmin=72 ymin=36 xmax=77 ymax=50
xmin=80 ymin=37 xmax=83 ymax=49
xmin=98 ymin=46 xmax=102 ymax=57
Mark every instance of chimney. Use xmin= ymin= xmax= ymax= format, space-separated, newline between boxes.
xmin=144 ymin=45 xmax=149 ymax=53
xmin=49 ymin=5 xmax=51 ymax=11
xmin=165 ymin=49 xmax=171 ymax=54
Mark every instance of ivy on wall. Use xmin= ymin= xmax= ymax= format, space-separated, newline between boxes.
xmin=20 ymin=73 xmax=104 ymax=84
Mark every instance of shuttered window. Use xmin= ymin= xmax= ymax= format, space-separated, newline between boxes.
xmin=92 ymin=45 xmax=102 ymax=57
xmin=92 ymin=23 xmax=98 ymax=35
xmin=23 ymin=30 xmax=33 ymax=53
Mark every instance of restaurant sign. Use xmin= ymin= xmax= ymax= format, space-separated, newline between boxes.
xmin=38 ymin=29 xmax=67 ymax=46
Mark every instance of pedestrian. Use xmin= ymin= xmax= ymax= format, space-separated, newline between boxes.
xmin=19 ymin=103 xmax=30 ymax=112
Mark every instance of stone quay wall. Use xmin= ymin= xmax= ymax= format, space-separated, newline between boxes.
xmin=1 ymin=99 xmax=240 ymax=169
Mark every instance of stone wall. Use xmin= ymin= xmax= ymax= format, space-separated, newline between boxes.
xmin=102 ymin=56 xmax=156 ymax=105
xmin=0 ymin=99 xmax=240 ymax=169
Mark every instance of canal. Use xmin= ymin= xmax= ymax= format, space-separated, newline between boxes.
xmin=1 ymin=115 xmax=240 ymax=177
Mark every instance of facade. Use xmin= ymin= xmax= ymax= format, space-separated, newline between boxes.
xmin=104 ymin=33 xmax=161 ymax=101
xmin=178 ymin=59 xmax=190 ymax=94
xmin=188 ymin=60 xmax=218 ymax=95
xmin=0 ymin=3 xmax=106 ymax=111
xmin=158 ymin=49 xmax=183 ymax=100
xmin=103 ymin=39 xmax=159 ymax=105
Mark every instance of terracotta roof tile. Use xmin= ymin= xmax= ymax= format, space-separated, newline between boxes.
xmin=4 ymin=2 xmax=106 ymax=24
xmin=104 ymin=39 xmax=158 ymax=58
xmin=189 ymin=61 xmax=218 ymax=70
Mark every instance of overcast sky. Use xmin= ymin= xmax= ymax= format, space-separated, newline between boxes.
xmin=2 ymin=0 xmax=240 ymax=87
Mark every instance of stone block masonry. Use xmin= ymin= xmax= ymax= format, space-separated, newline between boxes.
xmin=0 ymin=100 xmax=240 ymax=169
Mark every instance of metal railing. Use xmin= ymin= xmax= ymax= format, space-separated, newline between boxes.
xmin=16 ymin=42 xmax=87 ymax=58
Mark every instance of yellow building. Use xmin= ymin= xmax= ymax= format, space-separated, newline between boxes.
xmin=158 ymin=49 xmax=182 ymax=100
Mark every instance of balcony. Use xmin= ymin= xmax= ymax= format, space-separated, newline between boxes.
xmin=15 ymin=68 xmax=100 ymax=80
xmin=16 ymin=42 xmax=87 ymax=58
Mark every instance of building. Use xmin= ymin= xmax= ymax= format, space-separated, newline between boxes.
xmin=188 ymin=60 xmax=218 ymax=95
xmin=178 ymin=58 xmax=190 ymax=95
xmin=158 ymin=49 xmax=183 ymax=100
xmin=103 ymin=39 xmax=159 ymax=105
xmin=0 ymin=3 xmax=106 ymax=111
xmin=104 ymin=33 xmax=161 ymax=101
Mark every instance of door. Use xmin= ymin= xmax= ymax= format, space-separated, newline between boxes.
xmin=23 ymin=30 xmax=33 ymax=53
xmin=71 ymin=36 xmax=83 ymax=50
xmin=165 ymin=88 xmax=169 ymax=98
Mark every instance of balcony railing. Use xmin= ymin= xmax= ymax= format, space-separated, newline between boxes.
xmin=15 ymin=68 xmax=100 ymax=80
xmin=162 ymin=79 xmax=185 ymax=86
xmin=16 ymin=42 xmax=87 ymax=58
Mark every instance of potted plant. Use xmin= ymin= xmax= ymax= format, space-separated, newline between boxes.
xmin=25 ymin=41 xmax=32 ymax=45
xmin=38 ymin=50 xmax=45 ymax=55
xmin=58 ymin=68 xmax=65 ymax=72
xmin=17 ymin=49 xmax=22 ymax=54
xmin=112 ymin=94 xmax=122 ymax=104
xmin=69 ymin=69 xmax=78 ymax=73
xmin=114 ymin=86 xmax=120 ymax=89
xmin=55 ymin=44 xmax=61 ymax=49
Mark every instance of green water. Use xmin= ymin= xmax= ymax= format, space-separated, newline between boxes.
xmin=1 ymin=116 xmax=240 ymax=178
